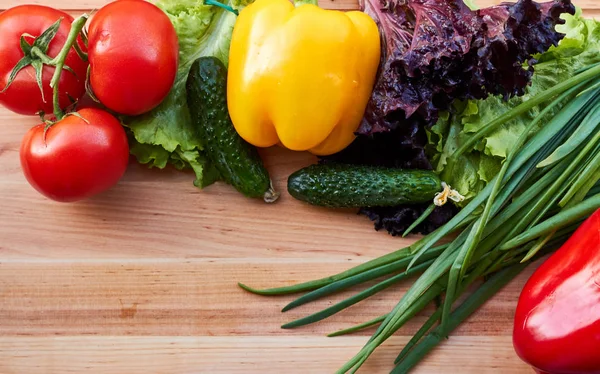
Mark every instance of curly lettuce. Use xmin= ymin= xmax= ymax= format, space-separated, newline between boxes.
xmin=428 ymin=10 xmax=600 ymax=204
xmin=358 ymin=0 xmax=574 ymax=134
xmin=124 ymin=0 xmax=251 ymax=188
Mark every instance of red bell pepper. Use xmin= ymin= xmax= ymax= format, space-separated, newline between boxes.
xmin=513 ymin=208 xmax=600 ymax=374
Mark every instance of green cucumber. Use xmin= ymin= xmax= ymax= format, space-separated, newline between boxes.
xmin=186 ymin=57 xmax=278 ymax=202
xmin=288 ymin=164 xmax=442 ymax=208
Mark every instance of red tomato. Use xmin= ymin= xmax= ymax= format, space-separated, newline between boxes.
xmin=0 ymin=5 xmax=88 ymax=115
xmin=87 ymin=0 xmax=179 ymax=116
xmin=20 ymin=108 xmax=130 ymax=202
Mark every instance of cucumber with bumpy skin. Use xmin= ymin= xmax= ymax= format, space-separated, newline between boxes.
xmin=186 ymin=57 xmax=278 ymax=202
xmin=288 ymin=164 xmax=442 ymax=208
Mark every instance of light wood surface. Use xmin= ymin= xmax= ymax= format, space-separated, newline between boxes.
xmin=0 ymin=1 xmax=594 ymax=373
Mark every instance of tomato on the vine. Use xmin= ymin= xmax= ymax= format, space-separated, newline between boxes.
xmin=87 ymin=0 xmax=179 ymax=116
xmin=0 ymin=5 xmax=88 ymax=116
xmin=20 ymin=108 xmax=130 ymax=202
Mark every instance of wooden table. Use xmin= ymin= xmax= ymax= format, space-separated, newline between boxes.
xmin=0 ymin=1 xmax=597 ymax=373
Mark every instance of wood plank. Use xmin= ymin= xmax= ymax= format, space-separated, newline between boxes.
xmin=0 ymin=141 xmax=411 ymax=260
xmin=0 ymin=336 xmax=530 ymax=373
xmin=0 ymin=260 xmax=537 ymax=336
xmin=0 ymin=0 xmax=592 ymax=373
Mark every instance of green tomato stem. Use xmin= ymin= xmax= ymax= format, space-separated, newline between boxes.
xmin=29 ymin=47 xmax=54 ymax=65
xmin=73 ymin=42 xmax=88 ymax=62
xmin=50 ymin=14 xmax=88 ymax=121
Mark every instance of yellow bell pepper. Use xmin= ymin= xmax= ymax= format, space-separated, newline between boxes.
xmin=227 ymin=0 xmax=381 ymax=156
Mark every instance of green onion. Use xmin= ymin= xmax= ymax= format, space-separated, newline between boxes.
xmin=392 ymin=262 xmax=528 ymax=373
xmin=402 ymin=204 xmax=436 ymax=237
xmin=500 ymin=194 xmax=600 ymax=251
xmin=281 ymin=259 xmax=434 ymax=329
xmin=443 ymin=63 xmax=600 ymax=181
xmin=281 ymin=245 xmax=447 ymax=312
xmin=238 ymin=55 xmax=600 ymax=373
xmin=328 ymin=315 xmax=387 ymax=337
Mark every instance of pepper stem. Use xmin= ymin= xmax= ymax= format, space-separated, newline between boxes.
xmin=294 ymin=0 xmax=318 ymax=6
xmin=49 ymin=14 xmax=88 ymax=120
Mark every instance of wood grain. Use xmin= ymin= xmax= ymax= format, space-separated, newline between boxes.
xmin=0 ymin=336 xmax=529 ymax=374
xmin=0 ymin=260 xmax=539 ymax=337
xmin=0 ymin=0 xmax=595 ymax=373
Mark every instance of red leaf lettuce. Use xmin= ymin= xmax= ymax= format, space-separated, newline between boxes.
xmin=359 ymin=0 xmax=575 ymax=134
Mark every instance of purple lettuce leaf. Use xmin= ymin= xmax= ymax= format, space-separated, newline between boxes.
xmin=320 ymin=116 xmax=431 ymax=170
xmin=359 ymin=0 xmax=575 ymax=134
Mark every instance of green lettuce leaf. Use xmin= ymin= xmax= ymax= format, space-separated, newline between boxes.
xmin=463 ymin=0 xmax=478 ymax=10
xmin=428 ymin=11 xmax=600 ymax=205
xmin=125 ymin=0 xmax=251 ymax=188
xmin=129 ymin=141 xmax=171 ymax=169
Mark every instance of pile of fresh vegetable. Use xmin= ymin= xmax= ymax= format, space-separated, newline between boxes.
xmin=238 ymin=3 xmax=600 ymax=372
xmin=324 ymin=0 xmax=583 ymax=235
xmin=1 ymin=0 xmax=600 ymax=372
xmin=125 ymin=0 xmax=254 ymax=189
xmin=0 ymin=0 xmax=276 ymax=202
xmin=243 ymin=51 xmax=600 ymax=371
xmin=0 ymin=1 xmax=178 ymax=201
